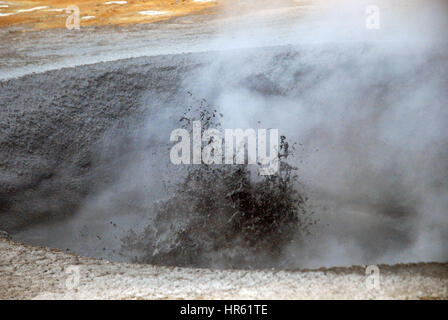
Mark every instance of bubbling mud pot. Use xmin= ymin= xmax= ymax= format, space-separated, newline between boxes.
xmin=1 ymin=43 xmax=448 ymax=270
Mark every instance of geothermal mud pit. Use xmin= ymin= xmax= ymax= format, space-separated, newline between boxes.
xmin=1 ymin=44 xmax=448 ymax=272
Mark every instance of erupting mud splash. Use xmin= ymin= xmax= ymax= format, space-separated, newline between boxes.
xmin=122 ymin=101 xmax=314 ymax=269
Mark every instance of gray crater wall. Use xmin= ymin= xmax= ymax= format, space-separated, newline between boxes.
xmin=0 ymin=53 xmax=202 ymax=231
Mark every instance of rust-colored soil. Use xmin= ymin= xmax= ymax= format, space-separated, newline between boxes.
xmin=0 ymin=0 xmax=218 ymax=30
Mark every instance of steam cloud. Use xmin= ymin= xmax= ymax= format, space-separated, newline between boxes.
xmin=15 ymin=0 xmax=448 ymax=268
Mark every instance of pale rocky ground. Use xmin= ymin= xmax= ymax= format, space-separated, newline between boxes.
xmin=1 ymin=236 xmax=447 ymax=299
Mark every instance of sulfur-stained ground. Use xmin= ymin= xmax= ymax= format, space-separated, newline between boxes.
xmin=0 ymin=0 xmax=219 ymax=30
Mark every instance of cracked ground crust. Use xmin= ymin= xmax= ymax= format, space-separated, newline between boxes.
xmin=0 ymin=238 xmax=447 ymax=299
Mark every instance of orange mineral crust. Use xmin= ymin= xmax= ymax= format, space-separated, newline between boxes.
xmin=0 ymin=0 xmax=218 ymax=30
